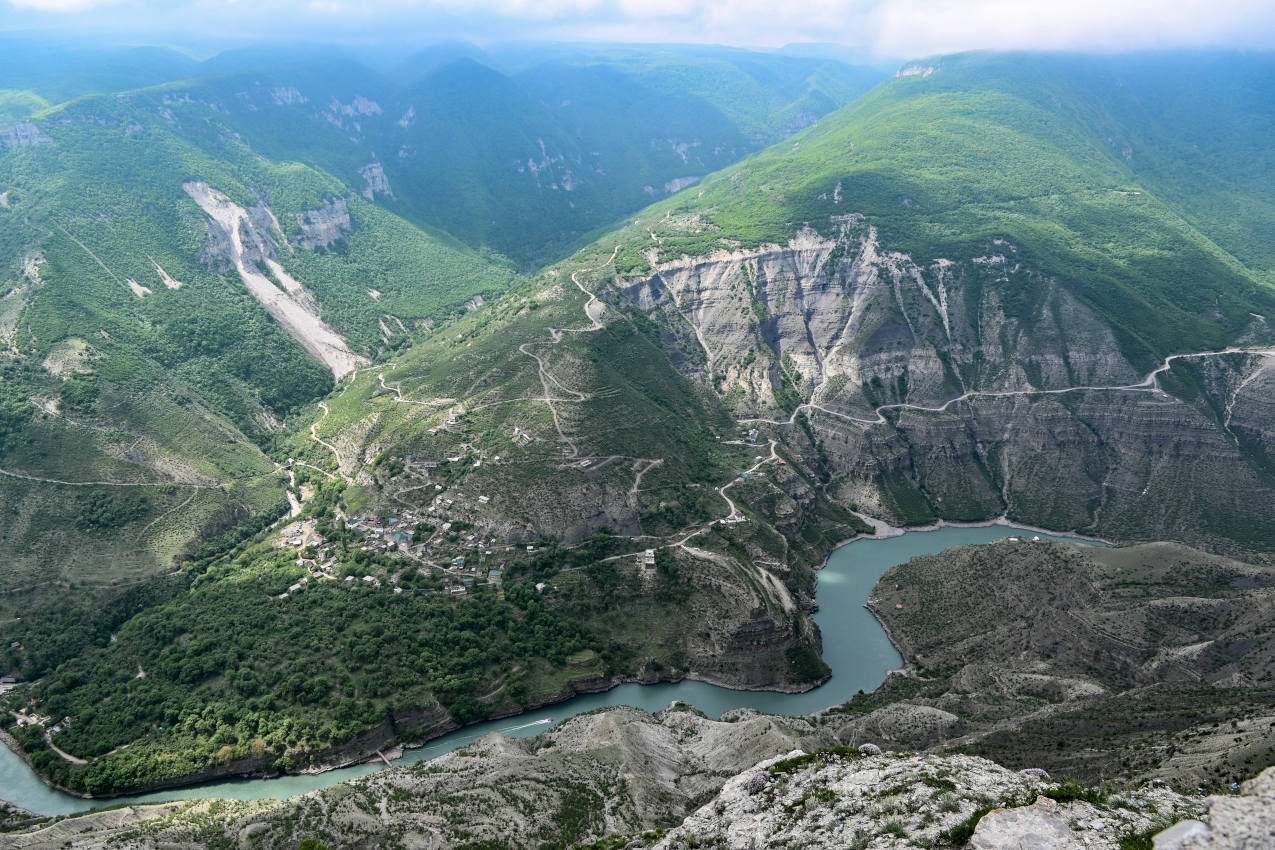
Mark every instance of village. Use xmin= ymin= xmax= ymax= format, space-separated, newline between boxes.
xmin=272 ymin=419 xmax=781 ymax=604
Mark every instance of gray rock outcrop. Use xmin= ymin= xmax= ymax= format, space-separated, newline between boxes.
xmin=1153 ymin=767 xmax=1275 ymax=849
xmin=294 ymin=198 xmax=352 ymax=250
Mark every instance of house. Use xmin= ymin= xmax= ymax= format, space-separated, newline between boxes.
xmin=642 ymin=549 xmax=656 ymax=569
xmin=0 ymin=676 xmax=15 ymax=685
xmin=421 ymin=460 xmax=439 ymax=468
xmin=747 ymin=428 xmax=759 ymax=443
xmin=478 ymin=495 xmax=490 ymax=504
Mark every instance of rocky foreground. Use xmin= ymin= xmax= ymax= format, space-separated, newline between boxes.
xmin=2 ymin=705 xmax=1271 ymax=849
xmin=653 ymin=748 xmax=1274 ymax=850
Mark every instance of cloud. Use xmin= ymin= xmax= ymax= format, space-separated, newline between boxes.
xmin=5 ymin=0 xmax=1275 ymax=57
xmin=869 ymin=0 xmax=1275 ymax=56
xmin=7 ymin=0 xmax=117 ymax=9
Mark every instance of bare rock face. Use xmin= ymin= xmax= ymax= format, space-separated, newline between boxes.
xmin=1 ymin=121 xmax=53 ymax=149
xmin=972 ymin=797 xmax=1092 ymax=849
xmin=1153 ymin=767 xmax=1275 ymax=849
xmin=293 ymin=197 xmax=352 ymax=250
xmin=626 ymin=219 xmax=1139 ymax=419
xmin=14 ymin=710 xmax=1269 ymax=850
xmin=184 ymin=181 xmax=368 ymax=379
xmin=653 ymin=749 xmax=1200 ymax=850
xmin=359 ymin=162 xmax=394 ymax=200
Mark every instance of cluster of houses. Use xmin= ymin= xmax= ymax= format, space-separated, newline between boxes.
xmin=273 ymin=466 xmax=525 ymax=600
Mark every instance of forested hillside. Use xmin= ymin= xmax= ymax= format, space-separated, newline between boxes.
xmin=0 ymin=39 xmax=875 ymax=624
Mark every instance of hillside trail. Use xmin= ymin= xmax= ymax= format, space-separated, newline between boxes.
xmin=377 ymin=372 xmax=455 ymax=407
xmin=0 ymin=467 xmax=212 ymax=488
xmin=669 ymin=439 xmax=798 ymax=614
xmin=740 ymin=345 xmax=1275 ymax=429
xmin=303 ymin=368 xmax=369 ymax=484
xmin=517 ymin=246 xmax=619 ymax=458
xmin=308 ymin=401 xmax=354 ymax=483
xmin=674 ymin=438 xmax=778 ymax=550
xmin=43 ymin=729 xmax=88 ymax=766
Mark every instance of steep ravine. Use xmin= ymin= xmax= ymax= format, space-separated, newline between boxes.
xmin=184 ymin=181 xmax=368 ymax=379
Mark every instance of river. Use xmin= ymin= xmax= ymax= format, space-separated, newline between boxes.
xmin=0 ymin=524 xmax=1099 ymax=816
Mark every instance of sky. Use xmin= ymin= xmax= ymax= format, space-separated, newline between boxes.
xmin=4 ymin=0 xmax=1275 ymax=59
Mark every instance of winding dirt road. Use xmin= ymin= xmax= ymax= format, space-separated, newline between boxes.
xmin=741 ymin=346 xmax=1275 ymax=429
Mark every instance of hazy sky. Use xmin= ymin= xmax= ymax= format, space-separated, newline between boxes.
xmin=5 ymin=0 xmax=1275 ymax=58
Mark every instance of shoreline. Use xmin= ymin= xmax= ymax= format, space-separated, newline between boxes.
xmin=825 ymin=512 xmax=1113 ymax=562
xmin=1 ymin=515 xmax=1099 ymax=811
xmin=814 ymin=511 xmax=1112 ymax=693
xmin=0 ymin=659 xmax=827 ymax=807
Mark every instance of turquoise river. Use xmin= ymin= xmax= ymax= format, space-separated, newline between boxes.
xmin=0 ymin=524 xmax=1100 ymax=816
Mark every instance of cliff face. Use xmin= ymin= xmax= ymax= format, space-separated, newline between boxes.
xmin=625 ymin=220 xmax=1141 ymax=418
xmin=622 ymin=219 xmax=1275 ymax=549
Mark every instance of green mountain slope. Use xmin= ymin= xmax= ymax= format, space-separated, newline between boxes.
xmin=148 ymin=45 xmax=880 ymax=266
xmin=5 ymin=48 xmax=1275 ymax=800
xmin=615 ymin=51 xmax=1275 ymax=364
xmin=0 ymin=78 xmax=517 ymax=623
xmin=0 ymin=36 xmax=198 ymax=103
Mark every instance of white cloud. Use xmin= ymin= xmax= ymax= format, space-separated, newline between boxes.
xmin=7 ymin=0 xmax=117 ymax=9
xmin=5 ymin=0 xmax=1275 ymax=56
xmin=869 ymin=0 xmax=1275 ymax=57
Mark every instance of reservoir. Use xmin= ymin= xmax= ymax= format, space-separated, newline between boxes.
xmin=0 ymin=524 xmax=1099 ymax=816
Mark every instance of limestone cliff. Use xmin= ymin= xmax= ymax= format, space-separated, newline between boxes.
xmin=618 ymin=217 xmax=1275 ymax=550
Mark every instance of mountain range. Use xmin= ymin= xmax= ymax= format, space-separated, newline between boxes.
xmin=0 ymin=39 xmax=1273 ymax=846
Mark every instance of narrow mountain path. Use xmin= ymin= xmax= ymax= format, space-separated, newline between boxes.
xmin=0 ymin=468 xmax=211 ymax=488
xmin=133 ymin=489 xmax=202 ymax=541
xmin=674 ymin=438 xmax=778 ymax=548
xmin=377 ymin=372 xmax=455 ymax=407
xmin=628 ymin=458 xmax=663 ymax=506
xmin=308 ymin=402 xmax=353 ymax=482
xmin=516 ymin=246 xmax=619 ymax=458
xmin=740 ymin=346 xmax=1275 ymax=428
xmin=43 ymin=730 xmax=88 ymax=766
